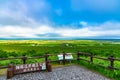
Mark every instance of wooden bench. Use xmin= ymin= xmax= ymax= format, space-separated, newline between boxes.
xmin=7 ymin=61 xmax=52 ymax=79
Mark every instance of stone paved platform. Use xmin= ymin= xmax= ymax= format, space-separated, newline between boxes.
xmin=0 ymin=65 xmax=111 ymax=80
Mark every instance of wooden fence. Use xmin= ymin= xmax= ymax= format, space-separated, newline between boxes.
xmin=0 ymin=52 xmax=120 ymax=79
xmin=76 ymin=52 xmax=120 ymax=70
xmin=0 ymin=54 xmax=52 ymax=79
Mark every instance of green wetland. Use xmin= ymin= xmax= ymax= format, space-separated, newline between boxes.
xmin=0 ymin=40 xmax=120 ymax=80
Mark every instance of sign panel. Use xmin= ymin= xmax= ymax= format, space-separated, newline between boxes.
xmin=58 ymin=53 xmax=73 ymax=60
xmin=15 ymin=62 xmax=46 ymax=74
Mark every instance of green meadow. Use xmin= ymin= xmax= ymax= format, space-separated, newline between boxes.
xmin=0 ymin=40 xmax=120 ymax=80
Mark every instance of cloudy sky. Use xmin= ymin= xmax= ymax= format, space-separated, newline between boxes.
xmin=0 ymin=0 xmax=120 ymax=39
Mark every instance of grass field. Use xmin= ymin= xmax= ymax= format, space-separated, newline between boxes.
xmin=0 ymin=40 xmax=120 ymax=80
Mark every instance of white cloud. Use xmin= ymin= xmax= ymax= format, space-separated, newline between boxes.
xmin=0 ymin=0 xmax=50 ymax=26
xmin=80 ymin=21 xmax=87 ymax=26
xmin=0 ymin=21 xmax=120 ymax=38
xmin=0 ymin=25 xmax=54 ymax=38
xmin=92 ymin=21 xmax=120 ymax=30
xmin=0 ymin=1 xmax=29 ymax=24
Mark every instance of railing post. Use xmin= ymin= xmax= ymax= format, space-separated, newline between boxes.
xmin=45 ymin=53 xmax=49 ymax=62
xmin=46 ymin=60 xmax=52 ymax=72
xmin=108 ymin=55 xmax=114 ymax=70
xmin=63 ymin=52 xmax=66 ymax=65
xmin=7 ymin=63 xmax=15 ymax=79
xmin=45 ymin=53 xmax=50 ymax=71
xmin=77 ymin=51 xmax=80 ymax=61
xmin=22 ymin=55 xmax=27 ymax=64
xmin=89 ymin=53 xmax=93 ymax=63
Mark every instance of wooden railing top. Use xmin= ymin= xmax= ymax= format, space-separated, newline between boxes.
xmin=93 ymin=56 xmax=109 ymax=60
xmin=0 ymin=56 xmax=45 ymax=60
xmin=0 ymin=57 xmax=22 ymax=60
xmin=0 ymin=52 xmax=119 ymax=62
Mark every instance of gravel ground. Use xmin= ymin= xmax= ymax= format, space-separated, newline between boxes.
xmin=0 ymin=65 xmax=111 ymax=80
